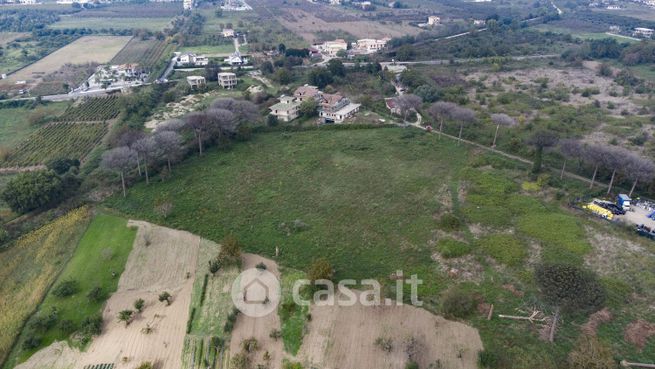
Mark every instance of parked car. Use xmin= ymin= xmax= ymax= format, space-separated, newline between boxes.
xmin=636 ymin=224 xmax=655 ymax=240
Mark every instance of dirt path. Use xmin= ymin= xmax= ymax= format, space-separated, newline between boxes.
xmin=228 ymin=254 xmax=284 ymax=369
xmin=297 ymin=291 xmax=483 ymax=369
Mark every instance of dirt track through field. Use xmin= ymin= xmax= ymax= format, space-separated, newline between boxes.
xmin=297 ymin=291 xmax=483 ymax=369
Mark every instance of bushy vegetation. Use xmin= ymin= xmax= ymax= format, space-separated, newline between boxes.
xmin=535 ymin=263 xmax=605 ymax=313
xmin=0 ymin=207 xmax=91 ymax=367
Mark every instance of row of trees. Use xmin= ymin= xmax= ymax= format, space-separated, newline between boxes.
xmin=560 ymin=140 xmax=655 ymax=196
xmin=391 ymin=95 xmax=655 ymax=194
xmin=102 ymin=98 xmax=259 ymax=196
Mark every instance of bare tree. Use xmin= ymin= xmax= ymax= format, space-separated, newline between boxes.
xmin=185 ymin=111 xmax=210 ymax=156
xmin=451 ymin=106 xmax=476 ymax=144
xmin=210 ymin=98 xmax=259 ymax=124
xmin=527 ymin=130 xmax=559 ymax=174
xmin=602 ymin=147 xmax=630 ymax=195
xmin=117 ymin=130 xmax=144 ymax=176
xmin=153 ymin=131 xmax=182 ymax=173
xmin=132 ymin=137 xmax=158 ymax=184
xmin=559 ymin=139 xmax=583 ymax=180
xmin=393 ymin=94 xmax=422 ymax=122
xmin=101 ymin=147 xmax=137 ymax=197
xmin=490 ymin=113 xmax=517 ymax=147
xmin=206 ymin=108 xmax=237 ymax=142
xmin=625 ymin=155 xmax=655 ymax=197
xmin=427 ymin=101 xmax=457 ymax=138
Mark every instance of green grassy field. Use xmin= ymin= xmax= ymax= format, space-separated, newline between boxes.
xmin=105 ymin=128 xmax=655 ymax=367
xmin=49 ymin=16 xmax=173 ymax=31
xmin=179 ymin=44 xmax=244 ymax=55
xmin=0 ymin=104 xmax=69 ymax=149
xmin=6 ymin=213 xmax=137 ymax=367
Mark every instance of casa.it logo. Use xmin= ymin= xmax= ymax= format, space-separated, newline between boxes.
xmin=231 ymin=268 xmax=281 ymax=317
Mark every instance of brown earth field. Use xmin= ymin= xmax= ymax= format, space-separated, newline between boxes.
xmin=276 ymin=8 xmax=419 ymax=42
xmin=296 ymin=290 xmax=483 ymax=369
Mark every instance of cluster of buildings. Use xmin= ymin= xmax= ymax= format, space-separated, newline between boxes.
xmin=186 ymin=72 xmax=237 ymax=89
xmin=175 ymin=53 xmax=209 ymax=68
xmin=86 ymin=64 xmax=148 ymax=90
xmin=310 ymin=37 xmax=391 ymax=57
xmin=269 ymin=85 xmax=360 ymax=124
xmin=220 ymin=0 xmax=252 ymax=11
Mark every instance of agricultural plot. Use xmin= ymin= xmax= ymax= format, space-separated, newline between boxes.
xmin=73 ymin=3 xmax=182 ymax=18
xmin=49 ymin=16 xmax=174 ymax=32
xmin=0 ymin=36 xmax=131 ymax=89
xmin=182 ymin=239 xmax=237 ymax=369
xmin=1 ymin=122 xmax=108 ymax=168
xmin=5 ymin=214 xmax=137 ymax=368
xmin=110 ymin=38 xmax=170 ymax=70
xmin=0 ymin=207 xmax=91 ymax=367
xmin=0 ymin=103 xmax=69 ymax=148
xmin=55 ymin=97 xmax=121 ymax=122
xmin=106 ymin=128 xmax=655 ymax=366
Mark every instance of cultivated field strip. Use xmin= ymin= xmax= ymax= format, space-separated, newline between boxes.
xmin=55 ymin=96 xmax=121 ymax=122
xmin=1 ymin=122 xmax=108 ymax=167
xmin=110 ymin=37 xmax=169 ymax=69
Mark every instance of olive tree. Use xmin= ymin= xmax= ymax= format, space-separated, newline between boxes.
xmin=393 ymin=94 xmax=422 ymax=122
xmin=101 ymin=147 xmax=137 ymax=197
xmin=625 ymin=154 xmax=655 ymax=197
xmin=185 ymin=111 xmax=211 ymax=156
xmin=427 ymin=101 xmax=457 ymax=138
xmin=527 ymin=130 xmax=558 ymax=174
xmin=153 ymin=131 xmax=183 ymax=173
xmin=450 ymin=105 xmax=476 ymax=144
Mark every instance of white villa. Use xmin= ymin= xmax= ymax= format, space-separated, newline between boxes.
xmin=224 ymin=51 xmax=249 ymax=66
xmin=353 ymin=38 xmax=391 ymax=54
xmin=314 ymin=39 xmax=348 ymax=57
xmin=633 ymin=27 xmax=654 ymax=38
xmin=222 ymin=28 xmax=236 ymax=38
xmin=269 ymin=95 xmax=301 ymax=122
xmin=175 ymin=53 xmax=209 ymax=67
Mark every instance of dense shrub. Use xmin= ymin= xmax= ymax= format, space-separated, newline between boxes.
xmin=535 ymin=263 xmax=605 ymax=313
xmin=436 ymin=239 xmax=471 ymax=258
xmin=1 ymin=170 xmax=66 ymax=214
xmin=567 ymin=334 xmax=615 ymax=369
xmin=52 ymin=279 xmax=78 ymax=298
xmin=437 ymin=213 xmax=463 ymax=231
xmin=441 ymin=286 xmax=477 ymax=318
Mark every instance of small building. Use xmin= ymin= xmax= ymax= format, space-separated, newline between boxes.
xmin=186 ymin=76 xmax=206 ymax=88
xmin=183 ymin=0 xmax=193 ymax=10
xmin=428 ymin=16 xmax=441 ymax=26
xmin=222 ymin=28 xmax=236 ymax=38
xmin=609 ymin=25 xmax=620 ymax=33
xmin=473 ymin=19 xmax=486 ymax=26
xmin=293 ymin=85 xmax=320 ymax=102
xmin=269 ymin=95 xmax=301 ymax=122
xmin=224 ymin=51 xmax=248 ymax=66
xmin=384 ymin=97 xmax=401 ymax=115
xmin=218 ymin=72 xmax=237 ymax=89
xmin=633 ymin=27 xmax=654 ymax=38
